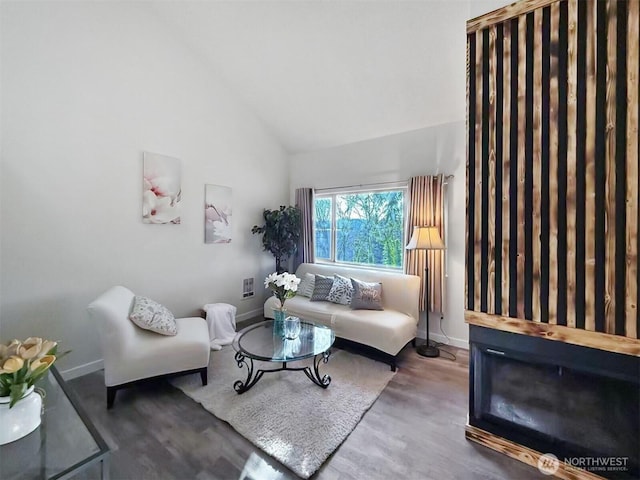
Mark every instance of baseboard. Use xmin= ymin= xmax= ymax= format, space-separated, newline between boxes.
xmin=417 ymin=332 xmax=469 ymax=350
xmin=60 ymin=359 xmax=104 ymax=380
xmin=236 ymin=308 xmax=263 ymax=323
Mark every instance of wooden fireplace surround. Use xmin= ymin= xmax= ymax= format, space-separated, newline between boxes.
xmin=465 ymin=0 xmax=639 ymax=477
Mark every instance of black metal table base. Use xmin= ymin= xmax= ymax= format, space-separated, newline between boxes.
xmin=233 ymin=350 xmax=332 ymax=394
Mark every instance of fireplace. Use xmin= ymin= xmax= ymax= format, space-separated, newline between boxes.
xmin=469 ymin=326 xmax=640 ymax=479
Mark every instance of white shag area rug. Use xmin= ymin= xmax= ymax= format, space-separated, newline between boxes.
xmin=170 ymin=346 xmax=395 ymax=479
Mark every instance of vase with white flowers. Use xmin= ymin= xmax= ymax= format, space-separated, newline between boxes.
xmin=0 ymin=337 xmax=61 ymax=445
xmin=264 ymin=272 xmax=300 ymax=333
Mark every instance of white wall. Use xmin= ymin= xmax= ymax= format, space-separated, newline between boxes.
xmin=469 ymin=0 xmax=513 ymax=20
xmin=289 ymin=123 xmax=468 ymax=348
xmin=285 ymin=0 xmax=513 ymax=349
xmin=0 ymin=2 xmax=289 ymax=376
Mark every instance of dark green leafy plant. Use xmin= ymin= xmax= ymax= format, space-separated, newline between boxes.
xmin=252 ymin=206 xmax=301 ymax=273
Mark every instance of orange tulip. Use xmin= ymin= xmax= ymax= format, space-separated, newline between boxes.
xmin=1 ymin=356 xmax=24 ymax=374
xmin=18 ymin=338 xmax=43 ymax=359
xmin=30 ymin=355 xmax=55 ymax=371
xmin=6 ymin=340 xmax=22 ymax=357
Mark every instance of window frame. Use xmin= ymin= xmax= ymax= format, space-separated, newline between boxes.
xmin=313 ymin=182 xmax=409 ymax=272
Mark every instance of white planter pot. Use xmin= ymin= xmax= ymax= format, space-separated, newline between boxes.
xmin=0 ymin=386 xmax=42 ymax=445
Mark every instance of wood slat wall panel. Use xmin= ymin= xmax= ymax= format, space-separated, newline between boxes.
xmin=584 ymin=0 xmax=597 ymax=332
xmin=466 ymin=35 xmax=471 ymax=311
xmin=468 ymin=0 xmax=558 ymax=34
xmin=502 ymin=21 xmax=512 ymax=316
xmin=465 ymin=0 xmax=640 ymax=354
xmin=532 ymin=9 xmax=543 ymax=322
xmin=566 ymin=0 xmax=578 ymax=329
xmin=627 ymin=0 xmax=639 ymax=339
xmin=517 ymin=14 xmax=527 ymax=320
xmin=548 ymin=2 xmax=559 ymax=324
xmin=475 ymin=30 xmax=483 ymax=311
xmin=605 ymin=0 xmax=617 ymax=334
xmin=488 ymin=26 xmax=497 ymax=315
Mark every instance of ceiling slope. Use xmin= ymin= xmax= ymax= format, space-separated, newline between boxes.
xmin=151 ymin=1 xmax=471 ymax=154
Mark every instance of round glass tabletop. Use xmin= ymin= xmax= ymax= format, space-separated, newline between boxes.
xmin=232 ymin=320 xmax=335 ymax=362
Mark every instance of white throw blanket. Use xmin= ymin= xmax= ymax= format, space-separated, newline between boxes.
xmin=203 ymin=303 xmax=237 ymax=350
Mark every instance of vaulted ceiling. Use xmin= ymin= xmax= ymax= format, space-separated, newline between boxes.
xmin=150 ymin=1 xmax=509 ymax=154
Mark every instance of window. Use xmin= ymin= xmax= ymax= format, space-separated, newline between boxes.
xmin=314 ymin=186 xmax=407 ymax=269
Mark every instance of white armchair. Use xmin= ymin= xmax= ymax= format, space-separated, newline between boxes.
xmin=88 ymin=286 xmax=210 ymax=408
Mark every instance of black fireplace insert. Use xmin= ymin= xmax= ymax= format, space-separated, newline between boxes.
xmin=469 ymin=325 xmax=640 ymax=479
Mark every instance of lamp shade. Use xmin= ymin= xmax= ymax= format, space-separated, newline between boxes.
xmin=406 ymin=226 xmax=445 ymax=250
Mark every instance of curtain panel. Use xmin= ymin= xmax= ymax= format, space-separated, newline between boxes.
xmin=405 ymin=175 xmax=446 ymax=312
xmin=294 ymin=187 xmax=315 ymax=271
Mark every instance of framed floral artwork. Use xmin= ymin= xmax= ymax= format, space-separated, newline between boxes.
xmin=205 ymin=184 xmax=232 ymax=243
xmin=142 ymin=152 xmax=181 ymax=224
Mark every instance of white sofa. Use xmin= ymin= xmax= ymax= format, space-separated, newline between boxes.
xmin=88 ymin=286 xmax=210 ymax=408
xmin=264 ymin=263 xmax=421 ymax=370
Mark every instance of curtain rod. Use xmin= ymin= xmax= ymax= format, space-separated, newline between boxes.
xmin=315 ymin=175 xmax=454 ymax=193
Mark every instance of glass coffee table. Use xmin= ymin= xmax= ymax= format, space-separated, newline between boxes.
xmin=232 ymin=320 xmax=335 ymax=394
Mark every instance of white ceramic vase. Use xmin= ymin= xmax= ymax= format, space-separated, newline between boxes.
xmin=0 ymin=386 xmax=42 ymax=445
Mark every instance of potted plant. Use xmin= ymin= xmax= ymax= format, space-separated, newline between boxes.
xmin=252 ymin=205 xmax=301 ymax=273
xmin=264 ymin=272 xmax=301 ymax=337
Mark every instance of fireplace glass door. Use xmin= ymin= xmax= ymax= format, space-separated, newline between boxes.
xmin=470 ymin=343 xmax=639 ymax=478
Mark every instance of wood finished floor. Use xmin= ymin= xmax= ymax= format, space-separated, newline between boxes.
xmin=69 ymin=331 xmax=545 ymax=480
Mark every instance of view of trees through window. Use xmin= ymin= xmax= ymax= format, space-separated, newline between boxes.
xmin=314 ymin=189 xmax=405 ymax=269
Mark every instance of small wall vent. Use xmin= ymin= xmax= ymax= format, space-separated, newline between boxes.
xmin=242 ymin=278 xmax=254 ymax=299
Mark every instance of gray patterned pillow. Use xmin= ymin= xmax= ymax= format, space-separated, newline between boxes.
xmin=310 ymin=274 xmax=334 ymax=302
xmin=327 ymin=274 xmax=354 ymax=305
xmin=129 ymin=296 xmax=178 ymax=336
xmin=297 ymin=272 xmax=316 ymax=298
xmin=350 ymin=278 xmax=383 ymax=310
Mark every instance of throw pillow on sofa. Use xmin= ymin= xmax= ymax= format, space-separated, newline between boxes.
xmin=310 ymin=274 xmax=334 ymax=301
xmin=327 ymin=274 xmax=354 ymax=305
xmin=297 ymin=272 xmax=316 ymax=298
xmin=129 ymin=296 xmax=178 ymax=335
xmin=350 ymin=278 xmax=383 ymax=310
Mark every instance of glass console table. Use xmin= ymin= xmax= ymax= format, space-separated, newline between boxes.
xmin=0 ymin=366 xmax=110 ymax=480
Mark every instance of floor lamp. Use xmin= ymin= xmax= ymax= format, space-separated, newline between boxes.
xmin=406 ymin=226 xmax=446 ymax=358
